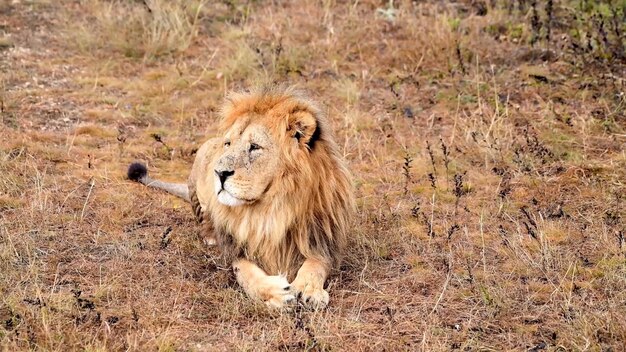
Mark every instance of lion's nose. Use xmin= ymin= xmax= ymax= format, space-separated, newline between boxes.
xmin=215 ymin=169 xmax=234 ymax=186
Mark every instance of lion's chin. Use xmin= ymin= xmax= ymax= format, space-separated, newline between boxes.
xmin=217 ymin=190 xmax=248 ymax=207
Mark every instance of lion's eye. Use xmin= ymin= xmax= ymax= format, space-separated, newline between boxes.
xmin=224 ymin=141 xmax=231 ymax=148
xmin=249 ymin=143 xmax=261 ymax=152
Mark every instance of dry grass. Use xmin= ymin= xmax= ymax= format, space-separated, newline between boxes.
xmin=70 ymin=0 xmax=206 ymax=59
xmin=1 ymin=0 xmax=625 ymax=351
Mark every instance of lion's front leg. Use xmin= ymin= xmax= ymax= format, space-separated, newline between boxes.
xmin=291 ymin=259 xmax=330 ymax=309
xmin=232 ymin=259 xmax=296 ymax=309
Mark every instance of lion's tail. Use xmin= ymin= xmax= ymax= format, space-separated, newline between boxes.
xmin=127 ymin=162 xmax=190 ymax=202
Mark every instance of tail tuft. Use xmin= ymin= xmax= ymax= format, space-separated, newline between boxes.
xmin=127 ymin=162 xmax=148 ymax=182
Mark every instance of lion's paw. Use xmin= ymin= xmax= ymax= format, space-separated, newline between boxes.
xmin=293 ymin=284 xmax=330 ymax=310
xmin=259 ymin=275 xmax=296 ymax=309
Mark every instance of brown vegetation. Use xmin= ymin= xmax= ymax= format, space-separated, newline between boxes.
xmin=1 ymin=0 xmax=624 ymax=350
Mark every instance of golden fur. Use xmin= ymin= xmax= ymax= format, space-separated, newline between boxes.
xmin=186 ymin=86 xmax=354 ymax=308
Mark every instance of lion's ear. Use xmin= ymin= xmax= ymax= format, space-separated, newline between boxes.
xmin=288 ymin=110 xmax=321 ymax=149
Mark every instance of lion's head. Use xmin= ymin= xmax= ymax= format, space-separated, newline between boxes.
xmin=196 ymin=86 xmax=354 ymax=277
xmin=211 ymin=87 xmax=326 ymax=208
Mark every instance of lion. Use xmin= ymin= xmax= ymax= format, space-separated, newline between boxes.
xmin=127 ymin=86 xmax=354 ymax=309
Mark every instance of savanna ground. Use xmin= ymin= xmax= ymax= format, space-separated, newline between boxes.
xmin=1 ymin=0 xmax=625 ymax=350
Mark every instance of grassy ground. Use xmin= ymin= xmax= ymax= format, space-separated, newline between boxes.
xmin=1 ymin=0 xmax=625 ymax=350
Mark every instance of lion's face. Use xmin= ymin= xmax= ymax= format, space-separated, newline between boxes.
xmin=212 ymin=121 xmax=280 ymax=207
xmin=209 ymin=91 xmax=321 ymax=208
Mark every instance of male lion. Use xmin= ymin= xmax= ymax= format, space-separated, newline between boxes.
xmin=127 ymin=86 xmax=354 ymax=309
